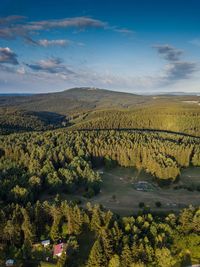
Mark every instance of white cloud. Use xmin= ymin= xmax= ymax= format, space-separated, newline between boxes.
xmin=26 ymin=57 xmax=74 ymax=75
xmin=38 ymin=39 xmax=70 ymax=47
xmin=17 ymin=67 xmax=25 ymax=74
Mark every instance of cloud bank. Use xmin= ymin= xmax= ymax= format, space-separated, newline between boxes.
xmin=154 ymin=44 xmax=197 ymax=83
xmin=154 ymin=44 xmax=183 ymax=61
xmin=26 ymin=58 xmax=74 ymax=74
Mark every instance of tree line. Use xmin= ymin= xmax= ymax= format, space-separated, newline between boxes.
xmin=0 ymin=129 xmax=200 ymax=205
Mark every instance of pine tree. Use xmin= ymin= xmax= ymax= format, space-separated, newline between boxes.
xmin=121 ymin=244 xmax=132 ymax=267
xmin=50 ymin=206 xmax=61 ymax=242
xmin=87 ymin=240 xmax=107 ymax=267
xmin=90 ymin=206 xmax=102 ymax=232
xmin=100 ymin=228 xmax=114 ymax=261
xmin=21 ymin=208 xmax=34 ymax=259
xmin=108 ymin=254 xmax=121 ymax=267
xmin=50 ymin=218 xmax=61 ymax=242
xmin=154 ymin=248 xmax=176 ymax=267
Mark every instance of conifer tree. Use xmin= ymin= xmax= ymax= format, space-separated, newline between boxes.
xmin=108 ymin=254 xmax=121 ymax=267
xmin=87 ymin=239 xmax=107 ymax=267
xmin=120 ymin=244 xmax=133 ymax=267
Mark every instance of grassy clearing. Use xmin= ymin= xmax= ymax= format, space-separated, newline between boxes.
xmin=179 ymin=167 xmax=200 ymax=187
xmin=88 ymin=166 xmax=200 ymax=216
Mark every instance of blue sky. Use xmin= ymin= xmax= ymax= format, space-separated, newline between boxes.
xmin=0 ymin=0 xmax=200 ymax=93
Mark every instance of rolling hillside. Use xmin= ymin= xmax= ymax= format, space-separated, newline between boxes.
xmin=0 ymin=87 xmax=148 ymax=114
xmin=1 ymin=87 xmax=200 ymax=135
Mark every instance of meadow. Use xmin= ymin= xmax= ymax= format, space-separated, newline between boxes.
xmin=85 ymin=167 xmax=199 ymax=215
xmin=40 ymin=166 xmax=200 ymax=216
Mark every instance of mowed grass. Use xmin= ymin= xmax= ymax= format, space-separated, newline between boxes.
xmin=180 ymin=167 xmax=200 ymax=187
xmin=89 ymin=166 xmax=200 ymax=216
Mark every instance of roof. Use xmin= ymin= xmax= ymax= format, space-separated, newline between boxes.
xmin=53 ymin=243 xmax=64 ymax=256
xmin=41 ymin=240 xmax=50 ymax=245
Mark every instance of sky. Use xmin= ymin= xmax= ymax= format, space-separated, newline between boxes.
xmin=0 ymin=0 xmax=200 ymax=94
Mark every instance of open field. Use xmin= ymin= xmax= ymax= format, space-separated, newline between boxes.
xmin=89 ymin=166 xmax=200 ymax=215
xmin=179 ymin=168 xmax=200 ymax=187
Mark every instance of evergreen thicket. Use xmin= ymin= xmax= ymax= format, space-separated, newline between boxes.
xmin=0 ymin=123 xmax=200 ymax=266
xmin=0 ymin=129 xmax=200 ymax=205
xmin=71 ymin=105 xmax=200 ymax=137
xmin=0 ymin=201 xmax=199 ymax=266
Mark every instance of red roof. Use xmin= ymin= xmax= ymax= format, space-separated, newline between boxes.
xmin=53 ymin=243 xmax=64 ymax=256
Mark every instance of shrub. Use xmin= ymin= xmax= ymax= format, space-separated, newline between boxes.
xmin=155 ymin=201 xmax=162 ymax=208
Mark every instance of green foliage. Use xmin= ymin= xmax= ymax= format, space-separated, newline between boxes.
xmin=154 ymin=248 xmax=176 ymax=267
xmin=155 ymin=201 xmax=162 ymax=208
xmin=0 ymin=108 xmax=65 ymax=134
xmin=108 ymin=254 xmax=120 ymax=267
xmin=57 ymin=252 xmax=67 ymax=267
xmin=0 ymin=200 xmax=199 ymax=266
xmin=0 ymin=100 xmax=200 ymax=267
xmin=1 ymin=128 xmax=200 ymax=206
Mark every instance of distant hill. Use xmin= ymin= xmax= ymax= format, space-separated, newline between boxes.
xmin=1 ymin=87 xmax=200 ymax=135
xmin=0 ymin=87 xmax=149 ymax=115
xmin=1 ymin=87 xmax=200 ymax=114
xmin=0 ymin=93 xmax=33 ymax=96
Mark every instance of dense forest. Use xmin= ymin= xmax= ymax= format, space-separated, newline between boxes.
xmin=0 ymin=200 xmax=199 ymax=267
xmin=0 ymin=89 xmax=200 ymax=266
xmin=1 ymin=89 xmax=200 ymax=137
xmin=70 ymin=104 xmax=200 ymax=137
xmin=0 ymin=108 xmax=66 ymax=134
xmin=0 ymin=129 xmax=200 ymax=266
xmin=1 ymin=129 xmax=200 ymax=206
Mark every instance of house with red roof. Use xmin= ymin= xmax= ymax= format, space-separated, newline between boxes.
xmin=53 ymin=243 xmax=65 ymax=257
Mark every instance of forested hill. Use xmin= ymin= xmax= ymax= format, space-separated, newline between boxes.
xmin=1 ymin=87 xmax=200 ymax=115
xmin=1 ymin=87 xmax=200 ymax=136
xmin=0 ymin=87 xmax=148 ymax=114
xmin=69 ymin=104 xmax=200 ymax=137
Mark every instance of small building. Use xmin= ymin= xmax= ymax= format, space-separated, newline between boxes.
xmin=62 ymin=121 xmax=67 ymax=127
xmin=135 ymin=181 xmax=146 ymax=190
xmin=134 ymin=181 xmax=152 ymax=191
xmin=136 ymin=186 xmax=145 ymax=191
xmin=53 ymin=243 xmax=65 ymax=257
xmin=5 ymin=259 xmax=14 ymax=266
xmin=41 ymin=239 xmax=50 ymax=247
xmin=137 ymin=181 xmax=148 ymax=184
